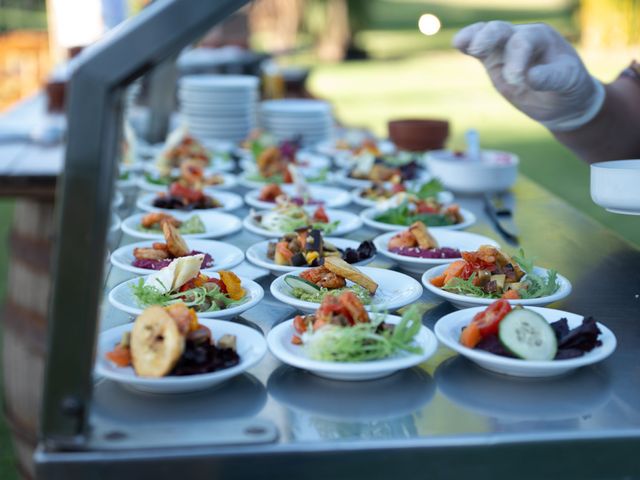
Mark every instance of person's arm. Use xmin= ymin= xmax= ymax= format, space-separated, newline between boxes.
xmin=554 ymin=74 xmax=640 ymax=163
xmin=453 ymin=21 xmax=640 ymax=164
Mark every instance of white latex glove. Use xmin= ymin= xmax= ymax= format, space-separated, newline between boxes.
xmin=453 ymin=21 xmax=605 ymax=132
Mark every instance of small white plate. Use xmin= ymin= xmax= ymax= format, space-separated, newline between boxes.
xmin=108 ymin=273 xmax=264 ymax=320
xmin=360 ymin=206 xmax=476 ymax=232
xmin=422 ymin=264 xmax=572 ymax=309
xmin=121 ymin=211 xmax=242 ymax=240
xmin=434 ymin=306 xmax=616 ymax=377
xmin=137 ymin=172 xmax=237 ymax=193
xmin=243 ymin=208 xmax=362 ymax=238
xmin=373 ymin=230 xmax=500 ymax=274
xmin=315 ymin=139 xmax=396 ymax=160
xmin=96 ymin=319 xmax=267 ymax=393
xmin=590 ymin=159 xmax=640 ymax=215
xmin=240 ymin=151 xmax=330 ymax=172
xmin=110 ymin=239 xmax=244 ymax=276
xmin=238 ymin=171 xmax=331 ymax=189
xmin=351 ymin=188 xmax=454 ymax=208
xmin=135 ymin=190 xmax=243 ymax=214
xmin=246 ymin=237 xmax=375 ymax=276
xmin=270 ymin=266 xmax=423 ymax=313
xmin=267 ymin=315 xmax=438 ymax=381
xmin=244 ymin=184 xmax=351 ymax=210
xmin=335 ymin=169 xmax=431 ymax=189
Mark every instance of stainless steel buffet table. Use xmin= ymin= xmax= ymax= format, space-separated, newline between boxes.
xmin=36 ymin=172 xmax=640 ymax=479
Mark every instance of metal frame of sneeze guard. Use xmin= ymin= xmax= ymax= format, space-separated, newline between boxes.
xmin=40 ymin=0 xmax=249 ymax=451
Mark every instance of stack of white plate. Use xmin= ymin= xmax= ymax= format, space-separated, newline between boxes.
xmin=259 ymin=99 xmax=333 ymax=146
xmin=179 ymin=74 xmax=259 ymax=143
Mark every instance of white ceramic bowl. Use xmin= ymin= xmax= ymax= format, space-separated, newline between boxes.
xmin=360 ymin=206 xmax=476 ymax=232
xmin=244 ymin=184 xmax=351 ymax=210
xmin=434 ymin=306 xmax=616 ymax=377
xmin=373 ymin=230 xmax=500 ymax=274
xmin=590 ymin=159 xmax=640 ymax=215
xmin=110 ymin=239 xmax=244 ymax=276
xmin=135 ymin=190 xmax=243 ymax=214
xmin=425 ymin=149 xmax=518 ymax=194
xmin=267 ymin=315 xmax=438 ymax=381
xmin=96 ymin=319 xmax=267 ymax=393
xmin=243 ymin=208 xmax=363 ymax=238
xmin=421 ymin=264 xmax=572 ymax=309
xmin=270 ymin=266 xmax=423 ymax=313
xmin=121 ymin=211 xmax=242 ymax=240
xmin=245 ymin=237 xmax=375 ymax=276
xmin=108 ymin=273 xmax=264 ymax=320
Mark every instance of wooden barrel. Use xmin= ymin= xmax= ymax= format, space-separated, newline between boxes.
xmin=2 ymin=197 xmax=55 ymax=480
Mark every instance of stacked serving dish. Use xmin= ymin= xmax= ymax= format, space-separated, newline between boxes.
xmin=259 ymin=99 xmax=333 ymax=146
xmin=178 ymin=74 xmax=259 ymax=143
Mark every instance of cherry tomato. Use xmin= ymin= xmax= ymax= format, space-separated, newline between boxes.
xmin=472 ymin=299 xmax=512 ymax=336
xmin=313 ymin=206 xmax=329 ymax=223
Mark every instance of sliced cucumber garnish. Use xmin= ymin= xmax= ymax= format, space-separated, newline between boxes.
xmin=498 ymin=308 xmax=558 ymax=361
xmin=284 ymin=275 xmax=321 ymax=294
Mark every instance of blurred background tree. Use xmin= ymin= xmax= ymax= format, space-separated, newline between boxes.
xmin=580 ymin=0 xmax=640 ymax=48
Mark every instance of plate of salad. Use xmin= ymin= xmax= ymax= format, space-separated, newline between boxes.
xmin=110 ymin=222 xmax=244 ymax=276
xmin=374 ymin=222 xmax=499 ymax=273
xmin=244 ymin=184 xmax=351 ymax=210
xmin=360 ymin=196 xmax=476 ymax=232
xmin=138 ymin=170 xmax=237 ymax=193
xmin=351 ymin=179 xmax=454 ymax=208
xmin=136 ymin=189 xmax=244 ymax=213
xmin=121 ymin=211 xmax=242 ymax=240
xmin=421 ymin=246 xmax=571 ymax=309
xmin=434 ymin=300 xmax=616 ymax=377
xmin=108 ymin=255 xmax=264 ymax=319
xmin=243 ymin=203 xmax=362 ymax=238
xmin=246 ymin=228 xmax=376 ymax=275
xmin=267 ymin=293 xmax=438 ymax=380
xmin=97 ymin=303 xmax=267 ymax=393
xmin=270 ymin=257 xmax=423 ymax=313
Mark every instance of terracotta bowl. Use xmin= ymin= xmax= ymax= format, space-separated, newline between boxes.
xmin=388 ymin=119 xmax=449 ymax=152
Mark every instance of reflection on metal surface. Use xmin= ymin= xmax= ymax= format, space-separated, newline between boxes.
xmin=436 ymin=356 xmax=613 ymax=421
xmin=267 ymin=366 xmax=435 ymax=441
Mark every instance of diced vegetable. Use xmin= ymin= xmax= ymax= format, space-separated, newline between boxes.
xmin=460 ymin=321 xmax=482 ymax=348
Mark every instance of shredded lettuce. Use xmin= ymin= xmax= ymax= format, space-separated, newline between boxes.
xmin=292 ymin=284 xmax=371 ymax=304
xmin=375 ymin=201 xmax=454 ymax=227
xmin=513 ymin=249 xmax=560 ymax=299
xmin=411 ymin=179 xmax=444 ymax=200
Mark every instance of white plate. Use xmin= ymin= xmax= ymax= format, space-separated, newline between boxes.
xmin=335 ymin=169 xmax=431 ymax=189
xmin=135 ymin=190 xmax=243 ymax=213
xmin=245 ymin=237 xmax=375 ymax=276
xmin=243 ymin=208 xmax=362 ymax=238
xmin=434 ymin=306 xmax=616 ymax=377
xmin=315 ymin=139 xmax=396 ymax=159
xmin=108 ymin=273 xmax=264 ymax=320
xmin=241 ymin=151 xmax=330 ymax=172
xmin=244 ymin=184 xmax=351 ymax=210
xmin=373 ymin=230 xmax=500 ymax=274
xmin=110 ymin=239 xmax=244 ymax=276
xmin=270 ymin=266 xmax=423 ymax=314
xmin=351 ymin=188 xmax=454 ymax=208
xmin=360 ymin=206 xmax=476 ymax=232
xmin=590 ymin=159 xmax=640 ymax=215
xmin=137 ymin=172 xmax=237 ymax=193
xmin=238 ymin=171 xmax=331 ymax=189
xmin=267 ymin=315 xmax=438 ymax=381
xmin=96 ymin=319 xmax=267 ymax=393
xmin=422 ymin=264 xmax=572 ymax=309
xmin=121 ymin=211 xmax=242 ymax=240
xmin=260 ymin=99 xmax=331 ymax=115
xmin=180 ymin=74 xmax=259 ymax=90
xmin=113 ymin=190 xmax=124 ymax=209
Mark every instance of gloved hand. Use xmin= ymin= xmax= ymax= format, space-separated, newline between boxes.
xmin=453 ymin=21 xmax=605 ymax=132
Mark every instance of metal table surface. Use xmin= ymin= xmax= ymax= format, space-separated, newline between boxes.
xmin=36 ymin=170 xmax=640 ymax=479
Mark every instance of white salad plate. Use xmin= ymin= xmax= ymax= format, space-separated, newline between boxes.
xmin=135 ymin=190 xmax=244 ymax=214
xmin=360 ymin=206 xmax=476 ymax=232
xmin=108 ymin=273 xmax=264 ymax=320
xmin=96 ymin=319 xmax=267 ymax=394
xmin=590 ymin=159 xmax=640 ymax=215
xmin=421 ymin=264 xmax=572 ymax=309
xmin=315 ymin=138 xmax=395 ymax=160
xmin=243 ymin=208 xmax=362 ymax=238
xmin=244 ymin=184 xmax=351 ymax=210
xmin=240 ymin=151 xmax=330 ymax=172
xmin=351 ymin=188 xmax=454 ymax=208
xmin=246 ymin=237 xmax=375 ymax=276
xmin=434 ymin=306 xmax=616 ymax=377
xmin=334 ymin=169 xmax=431 ymax=189
xmin=238 ymin=171 xmax=331 ymax=189
xmin=121 ymin=211 xmax=242 ymax=241
xmin=110 ymin=239 xmax=245 ymax=276
xmin=137 ymin=172 xmax=238 ymax=193
xmin=373 ymin=230 xmax=500 ymax=274
xmin=267 ymin=315 xmax=438 ymax=381
xmin=270 ymin=266 xmax=423 ymax=314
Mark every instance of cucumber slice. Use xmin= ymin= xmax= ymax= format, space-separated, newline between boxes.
xmin=284 ymin=275 xmax=321 ymax=294
xmin=498 ymin=308 xmax=558 ymax=361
